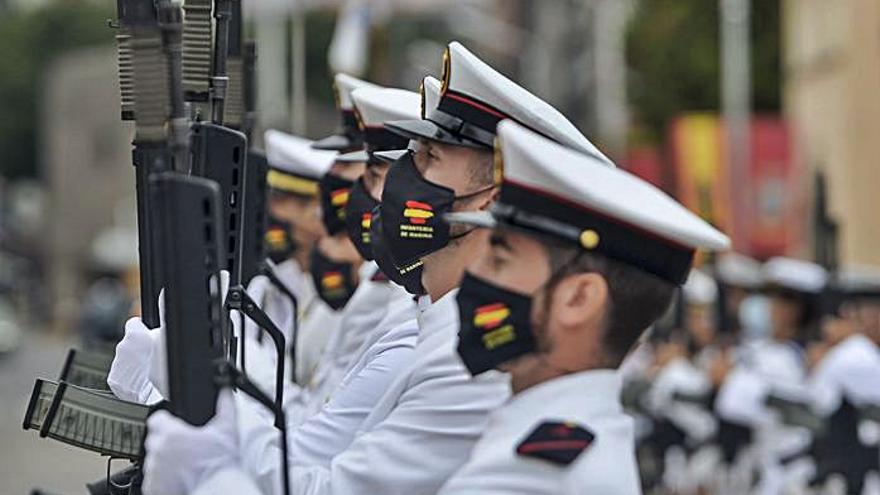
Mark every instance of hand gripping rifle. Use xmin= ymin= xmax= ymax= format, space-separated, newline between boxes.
xmin=23 ymin=3 xmax=188 ymax=494
xmin=155 ymin=173 xmax=289 ymax=495
xmin=24 ymin=2 xmax=290 ymax=493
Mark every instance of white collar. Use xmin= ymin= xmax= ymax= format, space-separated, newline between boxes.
xmin=356 ymin=260 xmax=375 ymax=281
xmin=417 ymin=294 xmax=433 ymax=313
xmin=498 ymin=369 xmax=623 ymax=426
xmin=274 ymin=258 xmax=303 ymax=280
xmin=416 ymin=289 xmax=460 ymax=341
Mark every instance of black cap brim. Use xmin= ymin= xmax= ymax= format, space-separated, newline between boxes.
xmin=336 ymin=150 xmax=369 ymax=163
xmin=385 ymin=119 xmax=488 ymax=150
xmin=311 ymin=133 xmax=355 ymax=151
xmin=442 ymin=211 xmax=497 ymax=229
xmin=372 ymin=149 xmax=408 ymax=164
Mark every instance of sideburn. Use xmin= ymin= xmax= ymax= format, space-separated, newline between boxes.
xmin=532 ymin=284 xmax=556 ymax=355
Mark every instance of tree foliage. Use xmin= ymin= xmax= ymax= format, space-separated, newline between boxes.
xmin=0 ymin=1 xmax=114 ymax=179
xmin=626 ymin=0 xmax=781 ymax=145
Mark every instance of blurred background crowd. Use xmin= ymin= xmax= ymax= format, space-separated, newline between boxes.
xmin=0 ymin=0 xmax=878 ymax=493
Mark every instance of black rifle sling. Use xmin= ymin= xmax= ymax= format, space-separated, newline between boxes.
xmin=225 ymin=286 xmax=286 ymax=411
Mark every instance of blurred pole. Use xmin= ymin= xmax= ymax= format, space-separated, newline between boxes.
xmin=721 ymin=0 xmax=751 ymax=249
xmin=256 ymin=14 xmax=289 ymax=130
xmin=518 ymin=0 xmax=562 ymax=101
xmin=290 ymin=1 xmax=307 ymax=135
xmin=593 ymin=0 xmax=632 ymax=159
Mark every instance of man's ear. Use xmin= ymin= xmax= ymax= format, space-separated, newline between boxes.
xmin=552 ymin=272 xmax=608 ymax=330
xmin=476 ymin=187 xmax=500 ymax=212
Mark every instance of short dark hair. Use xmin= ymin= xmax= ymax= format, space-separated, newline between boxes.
xmin=542 ymin=237 xmax=677 ymax=366
xmin=466 ymin=148 xmax=494 ymax=188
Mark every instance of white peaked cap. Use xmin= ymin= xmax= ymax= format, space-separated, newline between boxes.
xmin=336 ymin=87 xmax=422 ymax=163
xmin=352 ymin=87 xmax=421 ymax=126
xmin=422 ymin=76 xmax=442 ymax=117
xmin=762 ymin=257 xmax=828 ymax=294
xmin=716 ymin=252 xmax=764 ymax=289
xmin=683 ymin=269 xmax=719 ymax=305
xmin=264 ymin=130 xmax=337 ymax=195
xmin=387 ymin=42 xmax=612 ymax=166
xmin=445 ymin=42 xmax=610 ymax=160
xmin=335 ymin=73 xmax=381 ymax=111
xmin=447 ymin=121 xmax=730 ymax=285
xmin=365 ymin=77 xmax=442 ymax=165
xmin=313 ymin=74 xmax=382 ymax=151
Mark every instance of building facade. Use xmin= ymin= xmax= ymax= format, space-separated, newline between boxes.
xmin=784 ymin=0 xmax=880 ymax=265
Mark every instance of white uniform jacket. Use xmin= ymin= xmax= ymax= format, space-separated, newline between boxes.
xmin=298 ymin=263 xmax=415 ymax=417
xmin=809 ymin=334 xmax=880 ymax=415
xmin=238 ymin=259 xmax=318 ymax=399
xmin=199 ymin=289 xmax=512 ymax=495
xmin=438 ymin=370 xmax=642 ymax=495
xmin=240 ymin=314 xmax=421 ymax=492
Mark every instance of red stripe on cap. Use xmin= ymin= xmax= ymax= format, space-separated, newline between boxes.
xmin=445 ymin=92 xmax=510 ymax=120
xmin=503 ymin=178 xmax=694 ymax=252
xmin=517 ymin=440 xmax=590 ymax=454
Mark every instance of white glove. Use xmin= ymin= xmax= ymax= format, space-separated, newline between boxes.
xmin=109 ymin=288 xmax=170 ymax=404
xmin=149 ymin=323 xmax=169 ymax=400
xmin=143 ymin=390 xmax=239 ymax=495
xmin=108 ymin=317 xmax=161 ymax=404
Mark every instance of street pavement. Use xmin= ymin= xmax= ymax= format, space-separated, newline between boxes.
xmin=0 ymin=330 xmax=106 ymax=494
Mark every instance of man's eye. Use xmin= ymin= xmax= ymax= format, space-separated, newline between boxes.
xmin=490 ymin=254 xmax=506 ymax=270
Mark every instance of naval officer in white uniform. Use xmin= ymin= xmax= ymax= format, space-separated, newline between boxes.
xmin=437 ymin=120 xmax=729 ymax=494
xmin=141 ymin=40 xmax=611 ymax=495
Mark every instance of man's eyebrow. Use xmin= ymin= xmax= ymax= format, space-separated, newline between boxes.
xmin=489 ymin=232 xmax=512 ymax=252
xmin=420 ymin=139 xmax=437 ymax=155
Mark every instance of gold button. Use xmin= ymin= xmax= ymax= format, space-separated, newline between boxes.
xmin=579 ymin=230 xmax=600 ymax=249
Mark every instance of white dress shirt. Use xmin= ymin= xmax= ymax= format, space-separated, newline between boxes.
xmin=647 ymin=357 xmax=716 ymax=443
xmin=198 ymin=289 xmax=512 ymax=495
xmin=298 ymin=263 xmax=414 ymax=417
xmin=715 ymin=339 xmax=812 ymax=495
xmin=234 ymin=265 xmax=418 ymax=491
xmin=239 ymin=259 xmax=316 ymax=400
xmin=809 ymin=334 xmax=880 ymax=415
xmin=438 ymin=370 xmax=642 ymax=495
xmin=240 ymin=314 xmax=421 ymax=493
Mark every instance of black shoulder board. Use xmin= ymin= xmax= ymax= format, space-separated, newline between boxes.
xmin=516 ymin=421 xmax=595 ymax=466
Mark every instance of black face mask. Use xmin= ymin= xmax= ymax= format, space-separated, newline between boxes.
xmin=344 ymin=177 xmax=379 ymax=261
xmin=264 ymin=215 xmax=297 ymax=264
xmin=455 ymin=272 xmax=539 ymax=376
xmin=309 ymin=245 xmax=357 ymax=311
xmin=380 ymin=151 xmax=491 ymax=267
xmin=319 ymin=173 xmax=355 ymax=236
xmin=370 ymin=205 xmax=426 ymax=296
